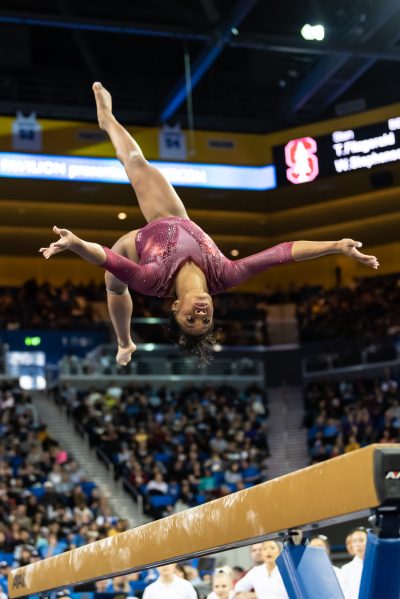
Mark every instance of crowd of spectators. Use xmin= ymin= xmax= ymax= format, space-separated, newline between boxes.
xmin=58 ymin=382 xmax=270 ymax=519
xmin=0 ymin=279 xmax=105 ymax=330
xmin=296 ymin=272 xmax=400 ymax=344
xmin=0 ymin=382 xmax=129 ymax=583
xmin=304 ymin=369 xmax=400 ymax=462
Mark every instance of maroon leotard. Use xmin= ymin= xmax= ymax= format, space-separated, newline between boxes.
xmin=102 ymin=217 xmax=294 ymax=297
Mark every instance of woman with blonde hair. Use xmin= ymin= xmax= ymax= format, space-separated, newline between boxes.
xmin=207 ymin=569 xmax=235 ymax=599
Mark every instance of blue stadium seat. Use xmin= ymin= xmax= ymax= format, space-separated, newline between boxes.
xmin=226 ymin=482 xmax=238 ymax=492
xmin=154 ymin=452 xmax=171 ymax=463
xmin=212 ymin=471 xmax=225 ymax=486
xmin=149 ymin=494 xmax=175 ymax=508
xmin=242 ymin=466 xmax=261 ymax=481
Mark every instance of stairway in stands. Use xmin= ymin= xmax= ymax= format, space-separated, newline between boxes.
xmin=34 ymin=393 xmax=148 ymax=528
xmin=266 ymin=386 xmax=309 ymax=478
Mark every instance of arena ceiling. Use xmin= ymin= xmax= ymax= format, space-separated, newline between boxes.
xmin=1 ymin=0 xmax=400 ymax=133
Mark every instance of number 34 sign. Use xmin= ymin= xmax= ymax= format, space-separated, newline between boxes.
xmin=12 ymin=111 xmax=43 ymax=152
xmin=284 ymin=137 xmax=319 ymax=184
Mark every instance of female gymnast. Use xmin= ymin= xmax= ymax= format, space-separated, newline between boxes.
xmin=39 ymin=83 xmax=380 ymax=366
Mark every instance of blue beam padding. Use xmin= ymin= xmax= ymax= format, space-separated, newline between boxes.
xmin=358 ymin=531 xmax=400 ymax=599
xmin=159 ymin=0 xmax=259 ymax=123
xmin=277 ymin=545 xmax=345 ymax=599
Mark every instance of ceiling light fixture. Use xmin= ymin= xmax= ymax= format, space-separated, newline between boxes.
xmin=118 ymin=212 xmax=127 ymax=220
xmin=301 ymin=24 xmax=325 ymax=41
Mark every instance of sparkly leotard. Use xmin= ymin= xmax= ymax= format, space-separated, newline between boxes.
xmin=102 ymin=217 xmax=294 ymax=297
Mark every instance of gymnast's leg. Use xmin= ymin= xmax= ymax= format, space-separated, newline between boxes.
xmin=93 ymin=82 xmax=188 ymax=223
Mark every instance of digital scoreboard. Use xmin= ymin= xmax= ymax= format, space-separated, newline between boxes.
xmin=273 ymin=116 xmax=400 ymax=186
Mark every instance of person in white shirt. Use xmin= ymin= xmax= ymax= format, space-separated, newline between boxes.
xmin=234 ymin=541 xmax=289 ymax=599
xmin=142 ymin=564 xmax=197 ymax=599
xmin=309 ymin=535 xmax=344 ymax=588
xmin=341 ymin=528 xmax=367 ymax=599
xmin=207 ymin=570 xmax=235 ymax=599
xmin=146 ymin=472 xmax=169 ymax=495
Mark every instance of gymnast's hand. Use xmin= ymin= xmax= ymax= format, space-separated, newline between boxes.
xmin=339 ymin=238 xmax=379 ymax=269
xmin=39 ymin=226 xmax=77 ymax=259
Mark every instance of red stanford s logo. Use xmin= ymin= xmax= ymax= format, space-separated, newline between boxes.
xmin=284 ymin=137 xmax=319 ymax=184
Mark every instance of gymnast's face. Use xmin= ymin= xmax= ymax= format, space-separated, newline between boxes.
xmin=172 ymin=292 xmax=214 ymax=335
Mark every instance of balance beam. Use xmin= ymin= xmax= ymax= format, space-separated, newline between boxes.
xmin=9 ymin=444 xmax=400 ymax=598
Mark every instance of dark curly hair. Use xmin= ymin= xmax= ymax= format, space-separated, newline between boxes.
xmin=167 ymin=310 xmax=221 ymax=365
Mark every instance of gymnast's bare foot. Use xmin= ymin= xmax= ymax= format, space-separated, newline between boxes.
xmin=116 ymin=341 xmax=137 ymax=366
xmin=92 ymin=82 xmax=114 ymax=131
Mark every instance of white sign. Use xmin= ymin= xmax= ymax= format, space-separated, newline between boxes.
xmin=12 ymin=111 xmax=42 ymax=152
xmin=158 ymin=124 xmax=187 ymax=160
xmin=0 ymin=152 xmax=277 ymax=191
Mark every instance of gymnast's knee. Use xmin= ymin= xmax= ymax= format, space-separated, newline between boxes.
xmin=118 ymin=150 xmax=147 ymax=172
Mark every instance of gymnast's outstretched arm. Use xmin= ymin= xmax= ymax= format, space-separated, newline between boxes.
xmin=221 ymin=238 xmax=379 ymax=288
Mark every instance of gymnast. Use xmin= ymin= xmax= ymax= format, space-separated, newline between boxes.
xmin=39 ymin=82 xmax=380 ymax=365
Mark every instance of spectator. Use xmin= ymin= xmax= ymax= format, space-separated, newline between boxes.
xmin=234 ymin=541 xmax=289 ymax=598
xmin=341 ymin=528 xmax=368 ymax=599
xmin=142 ymin=564 xmax=197 ymax=599
xmin=207 ymin=570 xmax=234 ymax=599
xmin=146 ymin=472 xmax=168 ymax=495
xmin=249 ymin=543 xmax=263 ymax=567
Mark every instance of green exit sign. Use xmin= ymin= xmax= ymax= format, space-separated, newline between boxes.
xmin=24 ymin=336 xmax=42 ymax=347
